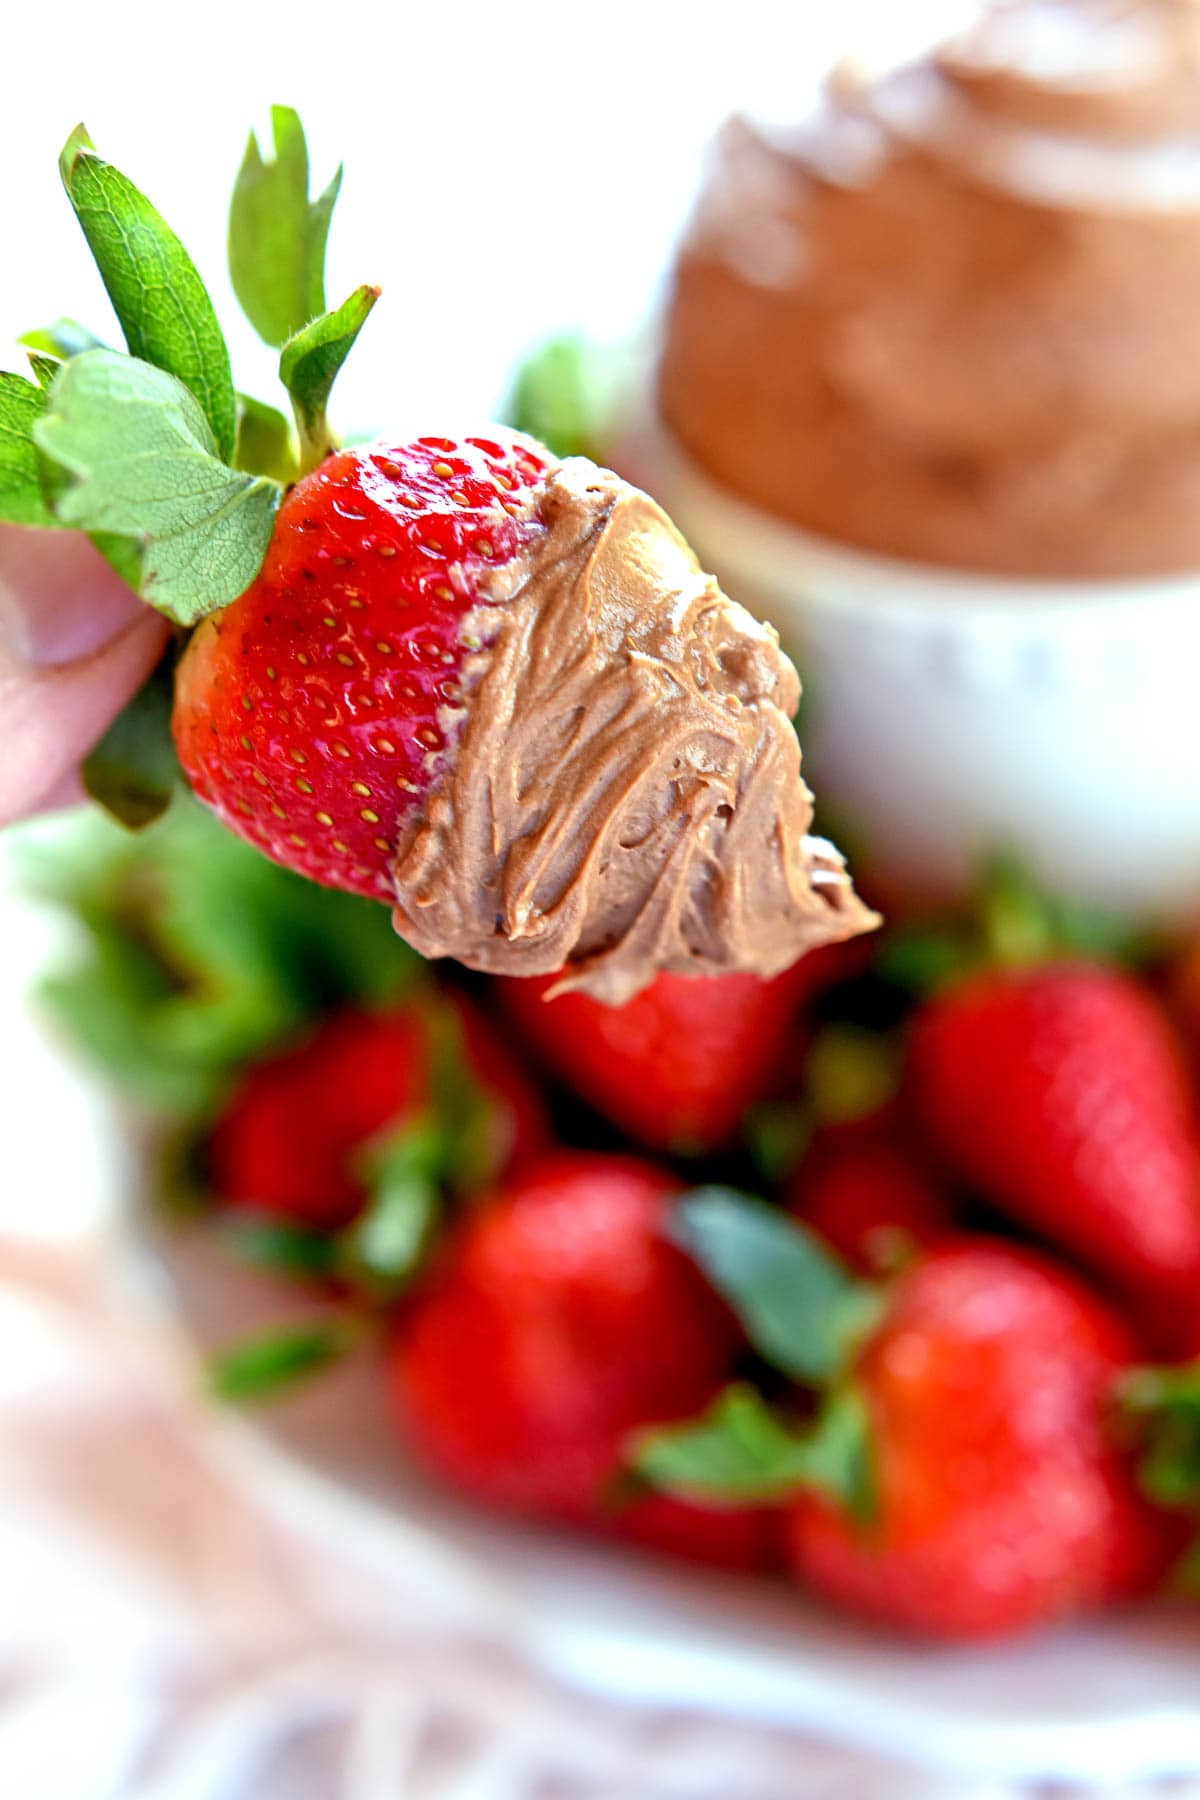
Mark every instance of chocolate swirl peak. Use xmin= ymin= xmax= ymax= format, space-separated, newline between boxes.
xmin=390 ymin=460 xmax=875 ymax=1003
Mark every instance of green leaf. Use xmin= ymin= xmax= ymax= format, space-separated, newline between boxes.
xmin=38 ymin=921 xmax=221 ymax=1119
xmin=208 ymin=1319 xmax=354 ymax=1402
xmin=425 ymin=1003 xmax=506 ymax=1194
xmin=1173 ymin=1539 xmax=1200 ymax=1596
xmin=799 ymin=1386 xmax=877 ymax=1524
xmin=803 ymin=1026 xmax=899 ymax=1128
xmin=218 ymin=1214 xmax=340 ymax=1282
xmin=630 ymin=1383 xmax=817 ymax=1503
xmin=878 ymin=855 xmax=1152 ymax=998
xmin=12 ymin=342 xmax=147 ymax=583
xmin=279 ymin=284 xmax=379 ymax=472
xmin=345 ymin=1119 xmax=441 ymax=1290
xmin=27 ymin=353 xmax=62 ymax=393
xmin=744 ymin=1100 xmax=813 ymax=1183
xmin=59 ymin=125 xmax=237 ymax=461
xmin=976 ymin=852 xmax=1064 ymax=970
xmin=82 ymin=648 xmax=181 ymax=828
xmin=874 ymin=925 xmax=977 ymax=996
xmin=669 ymin=1189 xmax=885 ymax=1384
xmin=228 ymin=107 xmax=343 ymax=349
xmin=1117 ymin=1360 xmax=1200 ymax=1510
xmin=34 ymin=349 xmax=279 ymax=624
xmin=20 ymin=319 xmax=107 ymax=359
xmin=25 ymin=792 xmax=422 ymax=1123
xmin=629 ymin=1381 xmax=877 ymax=1523
xmin=0 ymin=371 xmax=54 ymax=526
xmin=90 ymin=531 xmax=145 ymax=591
xmin=502 ymin=335 xmax=616 ymax=461
xmin=234 ymin=393 xmax=299 ymax=484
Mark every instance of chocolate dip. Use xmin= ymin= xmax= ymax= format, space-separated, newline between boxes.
xmin=659 ymin=0 xmax=1200 ymax=577
xmin=391 ymin=459 xmax=876 ymax=1002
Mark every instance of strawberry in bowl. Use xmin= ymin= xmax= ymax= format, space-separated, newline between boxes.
xmin=632 ymin=1194 xmax=1179 ymax=1640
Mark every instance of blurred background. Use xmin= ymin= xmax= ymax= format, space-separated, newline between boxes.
xmin=5 ymin=2 xmax=1200 ymax=1796
xmin=0 ymin=2 xmax=964 ymax=422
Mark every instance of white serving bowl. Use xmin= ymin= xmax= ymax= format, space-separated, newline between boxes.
xmin=649 ymin=425 xmax=1200 ymax=923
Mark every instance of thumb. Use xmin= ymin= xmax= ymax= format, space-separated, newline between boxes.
xmin=0 ymin=527 xmax=170 ymax=825
xmin=0 ymin=526 xmax=148 ymax=666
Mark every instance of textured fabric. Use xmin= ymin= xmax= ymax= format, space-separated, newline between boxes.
xmin=0 ymin=1237 xmax=1195 ymax=1800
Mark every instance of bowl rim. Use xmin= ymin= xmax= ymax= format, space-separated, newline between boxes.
xmin=647 ymin=419 xmax=1200 ymax=619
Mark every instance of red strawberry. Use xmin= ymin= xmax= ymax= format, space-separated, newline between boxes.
xmin=19 ymin=121 xmax=874 ymax=1008
xmin=613 ymin=1492 xmax=777 ymax=1572
xmin=786 ymin=1134 xmax=951 ymax=1274
xmin=786 ymin=1242 xmax=1175 ymax=1639
xmin=389 ymin=1152 xmax=738 ymax=1519
xmin=497 ymin=959 xmax=826 ymax=1152
xmin=174 ymin=434 xmax=552 ymax=901
xmin=207 ymin=995 xmax=544 ymax=1230
xmin=906 ymin=962 xmax=1200 ymax=1346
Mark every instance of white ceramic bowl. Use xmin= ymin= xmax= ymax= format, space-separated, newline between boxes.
xmin=649 ymin=425 xmax=1200 ymax=923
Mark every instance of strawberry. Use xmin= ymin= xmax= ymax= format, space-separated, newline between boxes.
xmin=612 ymin=1492 xmax=777 ymax=1572
xmin=389 ymin=1152 xmax=738 ymax=1520
xmin=173 ymin=433 xmax=551 ymax=901
xmin=632 ymin=1194 xmax=1175 ymax=1640
xmin=497 ymin=961 xmax=817 ymax=1153
xmin=6 ymin=114 xmax=872 ymax=1005
xmin=905 ymin=962 xmax=1200 ymax=1345
xmin=785 ymin=1243 xmax=1175 ymax=1639
xmin=786 ymin=1134 xmax=951 ymax=1274
xmin=206 ymin=994 xmax=544 ymax=1230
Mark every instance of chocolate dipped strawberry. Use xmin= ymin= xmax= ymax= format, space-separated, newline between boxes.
xmin=1 ymin=111 xmax=875 ymax=1002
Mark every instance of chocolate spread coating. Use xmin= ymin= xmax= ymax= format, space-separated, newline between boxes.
xmin=659 ymin=0 xmax=1200 ymax=577
xmin=390 ymin=460 xmax=876 ymax=1002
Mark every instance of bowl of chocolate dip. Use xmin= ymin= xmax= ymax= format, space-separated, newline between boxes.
xmin=652 ymin=0 xmax=1200 ymax=920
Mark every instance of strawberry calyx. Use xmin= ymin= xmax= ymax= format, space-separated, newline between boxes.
xmin=28 ymin=789 xmax=420 ymax=1125
xmin=31 ymin=787 xmax=525 ymax=1395
xmin=207 ymin=1316 xmax=363 ymax=1403
xmin=228 ymin=106 xmax=344 ymax=354
xmin=502 ymin=334 xmax=621 ymax=463
xmin=1114 ymin=1358 xmax=1200 ymax=1592
xmin=626 ymin=1187 xmax=888 ymax=1520
xmin=336 ymin=1001 xmax=511 ymax=1299
xmin=877 ymin=854 xmax=1154 ymax=999
xmin=1118 ymin=1359 xmax=1200 ymax=1508
xmin=746 ymin=1021 xmax=903 ymax=1183
xmin=1 ymin=109 xmax=377 ymax=827
xmin=210 ymin=1031 xmax=508 ymax=1332
xmin=32 ymin=786 xmax=513 ymax=1301
xmin=629 ymin=1381 xmax=876 ymax=1523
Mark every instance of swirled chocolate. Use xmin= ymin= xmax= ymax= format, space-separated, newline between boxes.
xmin=659 ymin=0 xmax=1200 ymax=576
xmin=390 ymin=460 xmax=875 ymax=1002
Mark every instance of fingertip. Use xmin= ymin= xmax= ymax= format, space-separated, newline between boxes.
xmin=0 ymin=527 xmax=149 ymax=667
xmin=0 ymin=609 xmax=172 ymax=828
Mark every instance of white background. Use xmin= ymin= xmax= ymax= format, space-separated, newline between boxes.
xmin=1 ymin=0 xmax=964 ymax=437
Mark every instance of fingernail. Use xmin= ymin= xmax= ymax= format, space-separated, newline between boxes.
xmin=0 ymin=527 xmax=147 ymax=667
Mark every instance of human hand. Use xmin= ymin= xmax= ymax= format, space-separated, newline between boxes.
xmin=0 ymin=527 xmax=168 ymax=825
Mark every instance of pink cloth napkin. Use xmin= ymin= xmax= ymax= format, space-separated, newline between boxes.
xmin=0 ymin=1232 xmax=1197 ymax=1800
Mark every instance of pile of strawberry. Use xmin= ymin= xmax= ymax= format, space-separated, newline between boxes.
xmin=34 ymin=798 xmax=1200 ymax=1643
xmin=13 ymin=103 xmax=1200 ymax=1646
